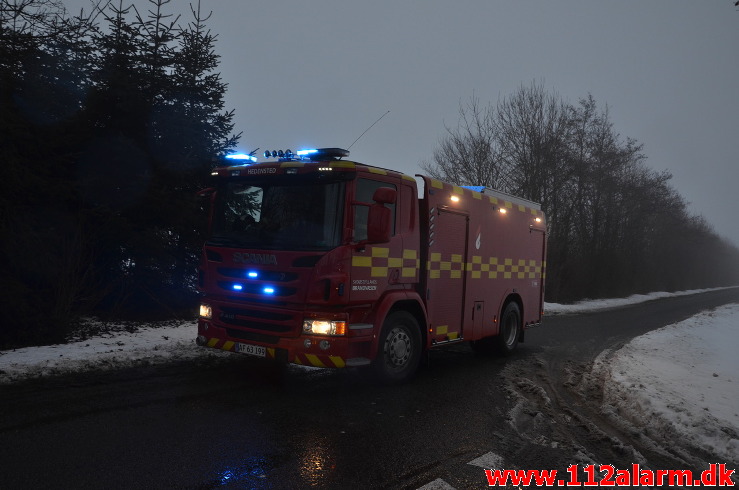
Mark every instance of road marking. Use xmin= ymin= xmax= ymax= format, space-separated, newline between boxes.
xmin=416 ymin=452 xmax=506 ymax=489
xmin=416 ymin=478 xmax=456 ymax=489
xmin=467 ymin=451 xmax=504 ymax=469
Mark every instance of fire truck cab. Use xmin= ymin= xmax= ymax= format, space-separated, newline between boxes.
xmin=197 ymin=148 xmax=546 ymax=382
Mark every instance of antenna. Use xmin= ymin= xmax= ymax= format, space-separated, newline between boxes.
xmin=347 ymin=110 xmax=390 ymax=150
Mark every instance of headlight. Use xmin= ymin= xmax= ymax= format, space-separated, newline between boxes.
xmin=199 ymin=304 xmax=212 ymax=319
xmin=303 ymin=319 xmax=347 ymax=336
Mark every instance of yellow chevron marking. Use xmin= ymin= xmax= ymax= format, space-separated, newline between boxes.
xmin=329 ymin=356 xmax=345 ymax=368
xmin=305 ymin=354 xmax=326 ymax=368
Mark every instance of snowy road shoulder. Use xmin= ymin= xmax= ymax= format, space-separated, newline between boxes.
xmin=543 ymin=287 xmax=734 ymax=315
xmin=599 ymin=303 xmax=739 ymax=463
xmin=0 ymin=320 xmax=223 ymax=384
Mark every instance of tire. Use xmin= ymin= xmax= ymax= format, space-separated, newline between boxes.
xmin=495 ymin=302 xmax=521 ymax=355
xmin=372 ymin=311 xmax=422 ymax=383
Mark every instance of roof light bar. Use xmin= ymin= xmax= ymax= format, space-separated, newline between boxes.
xmin=263 ymin=149 xmax=295 ymax=160
xmin=260 ymin=147 xmax=350 ymax=161
xmin=225 ymin=153 xmax=257 ymax=163
xmin=297 ymin=148 xmax=350 ymax=160
xmin=296 ymin=149 xmax=319 ymax=157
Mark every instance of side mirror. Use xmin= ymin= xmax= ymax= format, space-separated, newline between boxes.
xmin=372 ymin=187 xmax=396 ymax=205
xmin=366 ymin=187 xmax=396 ymax=244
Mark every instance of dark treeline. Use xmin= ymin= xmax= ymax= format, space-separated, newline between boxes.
xmin=1 ymin=0 xmax=237 ymax=347
xmin=422 ymin=83 xmax=739 ymax=302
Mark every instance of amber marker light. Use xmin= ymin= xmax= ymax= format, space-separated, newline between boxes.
xmin=450 ymin=195 xmax=460 ymax=202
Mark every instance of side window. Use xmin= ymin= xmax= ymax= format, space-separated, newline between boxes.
xmin=353 ymin=178 xmax=396 ymax=242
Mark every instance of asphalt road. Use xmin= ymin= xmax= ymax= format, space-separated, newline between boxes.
xmin=1 ymin=287 xmax=738 ymax=489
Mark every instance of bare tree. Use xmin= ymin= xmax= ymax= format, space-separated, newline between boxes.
xmin=495 ymin=81 xmax=571 ymax=204
xmin=420 ymin=95 xmax=503 ymax=187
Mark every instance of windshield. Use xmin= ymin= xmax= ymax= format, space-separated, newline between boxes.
xmin=210 ymin=179 xmax=345 ymax=251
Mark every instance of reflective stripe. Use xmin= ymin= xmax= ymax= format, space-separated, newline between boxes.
xmin=429 ymin=254 xmax=543 ymax=280
xmin=329 ymin=356 xmax=345 ymax=368
xmin=305 ymin=354 xmax=326 ymax=368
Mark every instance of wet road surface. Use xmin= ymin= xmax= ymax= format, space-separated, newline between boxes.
xmin=1 ymin=287 xmax=738 ymax=489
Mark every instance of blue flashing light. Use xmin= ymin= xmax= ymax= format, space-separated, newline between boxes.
xmin=247 ymin=271 xmax=258 ymax=278
xmin=225 ymin=153 xmax=257 ymax=163
xmin=296 ymin=148 xmax=349 ymax=160
xmin=296 ymin=149 xmax=318 ymax=157
xmin=263 ymin=287 xmax=275 ymax=295
xmin=232 ymin=284 xmax=244 ymax=291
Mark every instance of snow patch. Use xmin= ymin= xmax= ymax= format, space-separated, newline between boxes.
xmin=544 ymin=287 xmax=734 ymax=315
xmin=601 ymin=303 xmax=739 ymax=463
xmin=0 ymin=320 xmax=228 ymax=383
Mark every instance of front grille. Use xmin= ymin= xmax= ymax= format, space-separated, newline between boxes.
xmin=218 ymin=304 xmax=298 ymax=336
xmin=220 ymin=316 xmax=292 ymax=333
xmin=220 ymin=306 xmax=291 ymax=322
xmin=217 ymin=281 xmax=297 ymax=297
xmin=217 ymin=268 xmax=298 ymax=282
xmin=224 ymin=328 xmax=280 ymax=345
xmin=292 ymin=255 xmax=322 ymax=267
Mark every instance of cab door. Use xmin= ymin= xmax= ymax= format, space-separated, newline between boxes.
xmin=349 ymin=177 xmax=402 ymax=302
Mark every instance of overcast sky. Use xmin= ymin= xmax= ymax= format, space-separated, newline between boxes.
xmin=66 ymin=1 xmax=739 ymax=246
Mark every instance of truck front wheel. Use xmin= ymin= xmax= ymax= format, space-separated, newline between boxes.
xmin=373 ymin=311 xmax=422 ymax=383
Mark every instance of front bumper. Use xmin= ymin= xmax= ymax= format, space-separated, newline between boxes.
xmin=197 ymin=319 xmax=373 ymax=368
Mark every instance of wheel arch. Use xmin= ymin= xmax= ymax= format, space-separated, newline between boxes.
xmin=367 ymin=291 xmax=427 ymax=358
xmin=387 ymin=299 xmax=428 ymax=348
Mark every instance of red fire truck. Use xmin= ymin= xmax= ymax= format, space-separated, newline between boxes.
xmin=197 ymin=148 xmax=546 ymax=382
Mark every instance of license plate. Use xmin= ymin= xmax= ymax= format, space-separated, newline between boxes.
xmin=235 ymin=342 xmax=266 ymax=357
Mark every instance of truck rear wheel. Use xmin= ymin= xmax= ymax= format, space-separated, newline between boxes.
xmin=495 ymin=302 xmax=521 ymax=355
xmin=373 ymin=311 xmax=422 ymax=383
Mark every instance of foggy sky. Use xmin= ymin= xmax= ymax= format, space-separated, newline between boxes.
xmin=64 ymin=1 xmax=739 ymax=246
